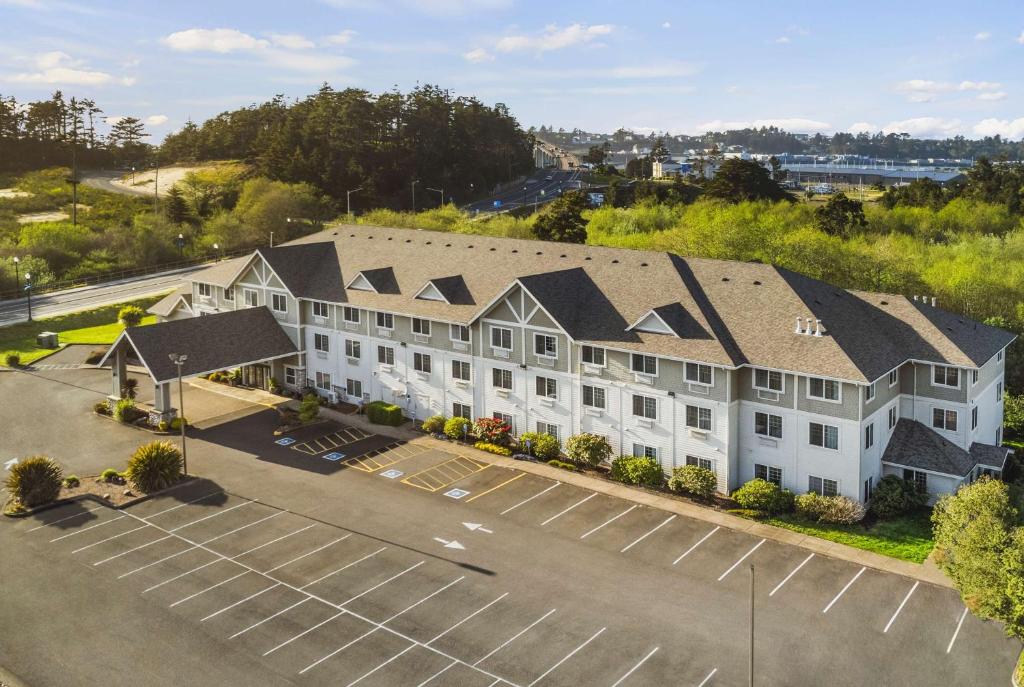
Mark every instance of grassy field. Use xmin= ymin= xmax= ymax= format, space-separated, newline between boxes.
xmin=760 ymin=509 xmax=935 ymax=563
xmin=0 ymin=296 xmax=162 ymax=366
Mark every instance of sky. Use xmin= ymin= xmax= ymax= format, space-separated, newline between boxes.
xmin=2 ymin=0 xmax=1024 ymax=141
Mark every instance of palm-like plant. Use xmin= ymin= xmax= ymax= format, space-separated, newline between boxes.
xmin=126 ymin=441 xmax=183 ymax=493
xmin=5 ymin=456 xmax=63 ymax=507
xmin=121 ymin=377 xmax=138 ymax=400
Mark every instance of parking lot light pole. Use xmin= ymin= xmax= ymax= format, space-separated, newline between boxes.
xmin=346 ymin=187 xmax=363 ymax=221
xmin=426 ymin=186 xmax=444 ymax=207
xmin=168 ymin=353 xmax=188 ymax=475
xmin=12 ymin=256 xmax=19 ymax=294
xmin=24 ymin=272 xmax=33 ymax=322
xmin=749 ymin=564 xmax=755 ymax=687
xmin=411 ymin=180 xmax=419 ymax=212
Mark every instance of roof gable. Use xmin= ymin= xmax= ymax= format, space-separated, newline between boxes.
xmin=347 ymin=272 xmax=377 ymax=292
xmin=628 ymin=310 xmax=677 ymax=336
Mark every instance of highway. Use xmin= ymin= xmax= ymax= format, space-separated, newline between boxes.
xmin=462 ymin=169 xmax=585 ymax=215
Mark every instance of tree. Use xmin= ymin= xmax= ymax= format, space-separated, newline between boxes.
xmin=767 ymin=155 xmax=787 ymax=182
xmin=704 ymin=159 xmax=791 ymax=203
xmin=564 ymin=433 xmax=613 ymax=467
xmin=164 ymin=186 xmax=189 ymax=224
xmin=531 ymin=190 xmax=587 ymax=243
xmin=584 ymin=145 xmax=607 ymax=165
xmin=814 ymin=192 xmax=867 ymax=238
xmin=649 ymin=137 xmax=670 ymax=162
xmin=118 ymin=305 xmax=145 ymax=327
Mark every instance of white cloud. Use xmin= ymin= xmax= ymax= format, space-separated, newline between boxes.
xmin=974 ymin=118 xmax=1024 ymax=139
xmin=661 ymin=21 xmax=671 ymax=29
xmin=958 ymin=80 xmax=1001 ymax=91
xmin=978 ymin=91 xmax=1008 ymax=101
xmin=1018 ymin=31 xmax=1024 ymax=44
xmin=724 ymin=85 xmax=739 ymax=94
xmin=161 ymin=26 xmax=355 ymax=73
xmin=463 ymin=47 xmax=494 ymax=63
xmin=145 ymin=114 xmax=168 ymax=126
xmin=774 ymin=36 xmax=791 ymax=44
xmin=324 ymin=30 xmax=356 ymax=45
xmin=848 ymin=122 xmax=877 ymax=134
xmin=895 ymin=79 xmax=1001 ymax=102
xmin=105 ymin=115 xmax=125 ymax=125
xmin=163 ymin=28 xmax=269 ymax=53
xmin=4 ymin=51 xmax=133 ymax=86
xmin=695 ymin=118 xmax=831 ymax=134
xmin=269 ymin=33 xmax=314 ymax=50
xmin=881 ymin=117 xmax=962 ymax=138
xmin=495 ymin=23 xmax=613 ymax=54
xmin=975 ymin=31 xmax=991 ymax=41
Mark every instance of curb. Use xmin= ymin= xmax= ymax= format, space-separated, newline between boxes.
xmin=0 ymin=663 xmax=29 ymax=687
xmin=4 ymin=476 xmax=202 ymax=518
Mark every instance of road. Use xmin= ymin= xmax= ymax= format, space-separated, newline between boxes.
xmin=79 ymin=169 xmax=154 ymax=197
xmin=462 ymin=170 xmax=585 ymax=215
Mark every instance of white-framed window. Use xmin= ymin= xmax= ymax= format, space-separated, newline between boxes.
xmin=631 ymin=354 xmax=657 ymax=376
xmin=412 ymin=318 xmax=431 ymax=336
xmin=998 ymin=350 xmax=1004 ymax=362
xmin=377 ymin=345 xmax=394 ymax=365
xmin=345 ymin=339 xmax=361 ymax=359
xmin=342 ymin=306 xmax=360 ymax=323
xmin=534 ymin=334 xmax=557 ymax=358
xmin=997 ymin=381 xmax=1004 ymax=399
xmin=865 ymin=423 xmax=875 ymax=449
xmin=932 ymin=365 xmax=959 ymax=388
xmin=809 ymin=422 xmax=839 ymax=450
xmin=537 ymin=422 xmax=560 ymax=441
xmin=346 ymin=378 xmax=362 ymax=398
xmin=865 ymin=382 xmax=876 ymax=403
xmin=535 ymin=376 xmax=557 ymax=398
xmin=414 ymin=352 xmax=431 ymax=374
xmin=932 ymin=408 xmax=957 ymax=432
xmin=198 ymin=282 xmax=212 ymax=298
xmin=582 ymin=385 xmax=606 ymax=409
xmin=632 ymin=394 xmax=657 ymax=420
xmin=808 ymin=377 xmax=840 ymax=402
xmin=972 ymin=406 xmax=978 ymax=430
xmin=312 ymin=301 xmax=329 ymax=318
xmin=284 ymin=366 xmax=297 ymax=386
xmin=452 ymin=360 xmax=471 ymax=381
xmin=492 ymin=368 xmax=512 ymax=390
xmin=581 ymin=345 xmax=605 ymax=366
xmin=903 ymin=469 xmax=927 ymax=494
xmin=972 ymin=369 xmax=979 ymax=386
xmin=314 ymin=333 xmax=329 ymax=353
xmin=888 ymin=405 xmax=898 ymax=430
xmin=753 ymin=368 xmax=783 ymax=392
xmin=685 ymin=362 xmax=713 ymax=386
xmin=888 ymin=369 xmax=898 ymax=387
xmin=491 ymin=326 xmax=513 ymax=350
xmin=450 ymin=324 xmax=470 ymax=343
xmin=755 ymin=464 xmax=782 ymax=486
xmin=452 ymin=402 xmax=471 ymax=419
xmin=376 ymin=312 xmax=394 ymax=330
xmin=685 ymin=405 xmax=712 ymax=431
xmin=272 ymin=293 xmax=288 ymax=313
xmin=243 ymin=289 xmax=258 ymax=307
xmin=223 ymin=286 xmax=234 ymax=301
xmin=754 ymin=412 xmax=782 ymax=439
xmin=633 ymin=443 xmax=658 ymax=459
xmin=315 ymin=371 xmax=331 ymax=391
xmin=808 ymin=476 xmax=838 ymax=497
xmin=686 ymin=455 xmax=714 ymax=471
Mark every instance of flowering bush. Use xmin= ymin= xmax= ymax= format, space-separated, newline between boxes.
xmin=473 ymin=417 xmax=512 ymax=446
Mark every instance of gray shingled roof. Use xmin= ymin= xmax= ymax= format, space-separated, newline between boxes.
xmin=970 ymin=443 xmax=1011 ymax=470
xmin=882 ymin=420 xmax=976 ymax=477
xmin=148 ymin=286 xmax=192 ymax=317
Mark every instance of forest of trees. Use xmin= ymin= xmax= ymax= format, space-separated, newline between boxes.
xmin=160 ymin=84 xmax=536 ymax=210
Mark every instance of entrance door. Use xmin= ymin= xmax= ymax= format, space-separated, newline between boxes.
xmin=244 ymin=364 xmax=271 ymax=390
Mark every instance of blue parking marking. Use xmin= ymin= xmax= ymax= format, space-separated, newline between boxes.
xmin=324 ymin=452 xmax=345 ymax=462
xmin=275 ymin=437 xmax=296 ymax=446
xmin=380 ymin=469 xmax=404 ymax=479
xmin=445 ymin=488 xmax=470 ymax=500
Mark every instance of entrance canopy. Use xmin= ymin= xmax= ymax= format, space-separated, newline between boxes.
xmin=100 ymin=307 xmax=298 ymax=384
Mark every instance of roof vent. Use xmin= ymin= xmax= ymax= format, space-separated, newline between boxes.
xmin=387 ymin=237 xmax=393 ymax=240
xmin=536 ymin=251 xmax=543 ymax=255
xmin=468 ymin=244 xmax=474 ymax=248
xmin=560 ymin=254 xmax=567 ymax=258
xmin=426 ymin=241 xmax=432 ymax=245
xmin=445 ymin=243 xmax=451 ymax=247
xmin=489 ymin=247 xmax=496 ymax=251
xmin=367 ymin=235 xmax=373 ymax=239
xmin=880 ymin=300 xmax=888 ymax=305
xmin=795 ymin=316 xmax=804 ymax=334
xmin=612 ymin=259 xmax=619 ymax=264
xmin=722 ymin=277 xmax=730 ymax=282
xmin=350 ymin=233 xmax=355 ymax=237
xmin=753 ymin=280 xmax=761 ymax=285
xmin=405 ymin=239 xmax=412 ymax=243
xmin=512 ymin=249 xmax=518 ymax=253
xmin=640 ymin=262 xmax=648 ymax=267
xmin=584 ymin=256 xmax=592 ymax=261
xmin=332 ymin=232 xmax=338 ymax=236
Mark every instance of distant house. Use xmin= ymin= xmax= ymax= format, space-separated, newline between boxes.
xmin=651 ymin=159 xmax=684 ymax=177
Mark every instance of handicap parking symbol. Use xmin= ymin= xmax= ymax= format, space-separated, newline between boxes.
xmin=275 ymin=437 xmax=296 ymax=446
xmin=323 ymin=452 xmax=345 ymax=462
xmin=444 ymin=488 xmax=470 ymax=500
xmin=380 ymin=469 xmax=404 ymax=479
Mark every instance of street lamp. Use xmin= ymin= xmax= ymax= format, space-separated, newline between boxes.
xmin=346 ymin=187 xmax=363 ymax=221
xmin=426 ymin=187 xmax=444 ymax=207
xmin=176 ymin=233 xmax=185 ymax=259
xmin=212 ymin=243 xmax=220 ymax=260
xmin=12 ymin=256 xmax=19 ymax=294
xmin=168 ymin=353 xmax=188 ymax=476
xmin=534 ymin=188 xmax=545 ymax=212
xmin=411 ymin=180 xmax=419 ymax=212
xmin=23 ymin=272 xmax=32 ymax=322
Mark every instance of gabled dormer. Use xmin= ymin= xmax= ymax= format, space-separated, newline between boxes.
xmin=627 ymin=303 xmax=709 ymax=339
xmin=628 ymin=309 xmax=677 ymax=336
xmin=413 ymin=275 xmax=474 ymax=305
xmin=345 ymin=267 xmax=399 ymax=294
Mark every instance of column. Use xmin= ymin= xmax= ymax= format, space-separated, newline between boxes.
xmin=109 ymin=344 xmax=127 ymax=408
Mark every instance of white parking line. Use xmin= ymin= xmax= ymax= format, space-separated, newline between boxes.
xmin=822 ymin=567 xmax=866 ymax=614
xmin=621 ymin=515 xmax=676 ymax=553
xmin=697 ymin=667 xmax=717 ymax=686
xmin=947 ymin=607 xmax=969 ymax=653
xmin=883 ymin=581 xmax=919 ymax=633
xmin=426 ymin=592 xmax=509 ymax=644
xmin=501 ymin=482 xmax=560 ymax=515
xmin=144 ymin=490 xmax=226 ymax=518
xmin=474 ymin=608 xmax=557 ymax=666
xmin=717 ymin=539 xmax=766 ymax=581
xmin=201 ymin=583 xmax=281 ymax=622
xmin=540 ymin=493 xmax=596 ymax=526
xmin=27 ymin=504 xmax=104 ymax=531
xmin=49 ymin=515 xmax=126 ymax=542
xmin=672 ymin=526 xmax=719 ymax=565
xmin=336 ymin=561 xmax=424 ymax=606
xmin=769 ymin=553 xmax=815 ymax=597
xmin=299 ymin=547 xmax=387 ymax=589
xmin=263 ymin=533 xmax=349 ymax=573
xmin=580 ymin=505 xmax=637 ymax=540
xmin=94 ymin=534 xmax=173 ymax=566
xmin=229 ymin=598 xmax=310 ymax=639
xmin=610 ymin=646 xmax=659 ymax=687
xmin=346 ymin=644 xmax=415 ymax=687
xmin=265 ymin=611 xmax=347 ymax=656
xmin=70 ymin=524 xmax=150 ymax=554
xmin=526 ymin=626 xmax=605 ymax=686
xmin=416 ymin=659 xmax=457 ymax=687
xmin=235 ymin=523 xmax=317 ymax=562
xmin=169 ymin=570 xmax=249 ymax=607
xmin=168 ymin=500 xmax=257 ymax=532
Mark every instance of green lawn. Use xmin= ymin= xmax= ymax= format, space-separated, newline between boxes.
xmin=0 ymin=295 xmax=163 ymax=365
xmin=737 ymin=509 xmax=935 ymax=563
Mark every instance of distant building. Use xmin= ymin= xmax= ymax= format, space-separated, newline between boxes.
xmin=782 ymin=164 xmax=966 ymax=188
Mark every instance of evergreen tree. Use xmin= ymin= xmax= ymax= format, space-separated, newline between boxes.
xmin=532 ymin=190 xmax=587 ymax=244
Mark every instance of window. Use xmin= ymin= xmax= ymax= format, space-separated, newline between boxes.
xmin=754 ymin=368 xmax=783 ymax=392
xmin=685 ymin=405 xmax=712 ymax=431
xmin=808 ymin=377 xmax=840 ymax=401
xmin=809 ymin=422 xmax=839 ymax=450
xmin=223 ymin=286 xmax=234 ymax=301
xmin=631 ymin=354 xmax=657 ymax=376
xmin=342 ymin=306 xmax=360 ymax=323
xmin=888 ymin=406 xmax=898 ymax=430
xmin=581 ymin=345 xmax=605 ymax=366
xmin=491 ymin=326 xmax=512 ymax=350
xmin=755 ymin=464 xmax=782 ymax=486
xmin=492 ymin=368 xmax=512 ymax=390
xmin=686 ymin=455 xmax=714 ymax=471
xmin=244 ymin=289 xmax=258 ymax=307
xmin=903 ymin=469 xmax=928 ymax=494
xmin=377 ymin=346 xmax=394 ymax=365
xmin=272 ymin=293 xmax=287 ymax=313
xmin=865 ymin=382 xmax=876 ymax=402
xmin=345 ymin=340 xmax=361 ymax=359
xmin=932 ymin=408 xmax=957 ymax=431
xmin=452 ymin=360 xmax=471 ymax=381
xmin=864 ymin=423 xmax=874 ymax=449
xmin=888 ymin=369 xmax=898 ymax=387
xmin=376 ymin=312 xmax=394 ymax=330
xmin=582 ymin=385 xmax=606 ymax=409
xmin=412 ymin=318 xmax=431 ymax=336
xmin=284 ymin=367 xmax=297 ymax=386
xmin=754 ymin=412 xmax=783 ymax=439
xmin=315 ymin=371 xmax=331 ymax=391
xmin=933 ymin=365 xmax=959 ymax=388
xmin=997 ymin=381 xmax=1004 ymax=399
xmin=312 ymin=301 xmax=329 ymax=318
xmin=972 ymin=369 xmax=979 ymax=386
xmin=972 ymin=406 xmax=978 ymax=430
xmin=452 ymin=402 xmax=471 ymax=419
xmin=414 ymin=352 xmax=431 ymax=374
xmin=345 ymin=379 xmax=362 ymax=398
xmin=537 ymin=422 xmax=560 ymax=440
xmin=998 ymin=350 xmax=1004 ymax=362
xmin=450 ymin=324 xmax=470 ymax=342
xmin=535 ymin=376 xmax=557 ymax=398
xmin=633 ymin=443 xmax=658 ymax=459
xmin=534 ymin=334 xmax=557 ymax=358
xmin=685 ymin=362 xmax=712 ymax=386
xmin=632 ymin=394 xmax=657 ymax=420
xmin=808 ymin=476 xmax=838 ymax=497
xmin=313 ymin=333 xmax=329 ymax=353
xmin=198 ymin=283 xmax=212 ymax=298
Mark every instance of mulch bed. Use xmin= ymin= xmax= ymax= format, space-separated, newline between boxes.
xmin=4 ymin=475 xmax=196 ymax=517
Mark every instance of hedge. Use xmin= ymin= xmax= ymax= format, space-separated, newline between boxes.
xmin=366 ymin=400 xmax=403 ymax=426
xmin=474 ymin=441 xmax=512 ymax=456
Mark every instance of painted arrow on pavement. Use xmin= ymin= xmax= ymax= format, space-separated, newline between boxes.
xmin=433 ymin=537 xmax=466 ymax=550
xmin=463 ymin=522 xmax=493 ymax=534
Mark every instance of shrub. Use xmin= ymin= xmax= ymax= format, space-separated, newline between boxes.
xmin=299 ymin=394 xmax=321 ymax=423
xmin=444 ymin=416 xmax=473 ymax=440
xmin=564 ymin=433 xmax=613 ymax=467
xmin=609 ymin=455 xmax=664 ymax=487
xmin=818 ymin=496 xmax=867 ymax=524
xmin=365 ymin=400 xmax=403 ymax=426
xmin=518 ymin=432 xmax=560 ymax=460
xmin=732 ymin=479 xmax=794 ymax=514
xmin=421 ymin=415 xmax=446 ymax=434
xmin=99 ymin=468 xmax=123 ymax=484
xmin=62 ymin=475 xmax=80 ymax=488
xmin=93 ymin=400 xmax=110 ymax=415
xmin=4 ymin=351 xmax=20 ymax=367
xmin=473 ymin=417 xmax=512 ymax=445
xmin=113 ymin=398 xmax=138 ymax=423
xmin=869 ymin=475 xmax=928 ymax=519
xmin=117 ymin=305 xmax=145 ymax=327
xmin=169 ymin=417 xmax=188 ymax=431
xmin=269 ymin=377 xmax=282 ymax=394
xmin=474 ymin=441 xmax=512 ymax=456
xmin=795 ymin=492 xmax=828 ymax=520
xmin=126 ymin=441 xmax=183 ymax=493
xmin=157 ymin=420 xmax=169 ymax=432
xmin=547 ymin=459 xmax=577 ymax=471
xmin=84 ymin=347 xmax=108 ymax=365
xmin=668 ymin=465 xmax=718 ymax=499
xmin=5 ymin=456 xmax=63 ymax=507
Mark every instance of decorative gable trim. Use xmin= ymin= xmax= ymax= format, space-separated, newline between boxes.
xmin=346 ymin=272 xmax=377 ymax=292
xmin=627 ymin=310 xmax=678 ymax=337
xmin=413 ymin=281 xmax=449 ymax=303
